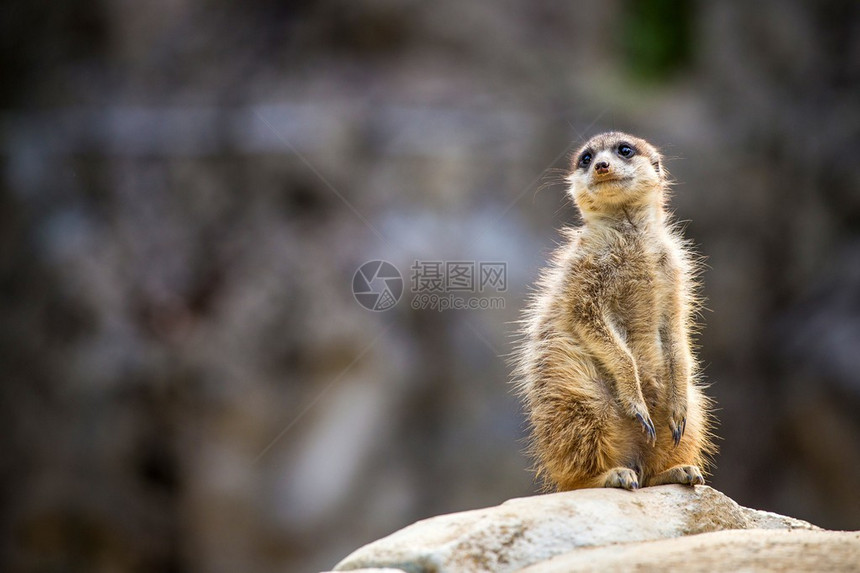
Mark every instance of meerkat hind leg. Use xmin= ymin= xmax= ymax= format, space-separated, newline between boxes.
xmin=601 ymin=467 xmax=640 ymax=490
xmin=646 ymin=464 xmax=704 ymax=487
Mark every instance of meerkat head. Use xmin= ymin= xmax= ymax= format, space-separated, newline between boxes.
xmin=567 ymin=132 xmax=666 ymax=220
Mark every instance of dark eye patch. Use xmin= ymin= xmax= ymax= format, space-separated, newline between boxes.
xmin=617 ymin=143 xmax=635 ymax=158
xmin=578 ymin=150 xmax=593 ymax=169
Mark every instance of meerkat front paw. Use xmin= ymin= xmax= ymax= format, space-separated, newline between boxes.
xmin=628 ymin=401 xmax=656 ymax=446
xmin=668 ymin=399 xmax=687 ymax=447
xmin=603 ymin=467 xmax=640 ymax=490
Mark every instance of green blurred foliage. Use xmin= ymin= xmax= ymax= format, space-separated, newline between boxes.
xmin=623 ymin=0 xmax=693 ymax=81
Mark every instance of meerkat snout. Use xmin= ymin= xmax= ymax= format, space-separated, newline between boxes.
xmin=594 ymin=160 xmax=610 ymax=174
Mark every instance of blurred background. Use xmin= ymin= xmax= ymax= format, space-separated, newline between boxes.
xmin=2 ymin=0 xmax=859 ymax=571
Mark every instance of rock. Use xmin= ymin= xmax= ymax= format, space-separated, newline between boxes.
xmin=330 ymin=570 xmax=406 ymax=573
xmin=521 ymin=529 xmax=860 ymax=572
xmin=332 ymin=485 xmax=837 ymax=573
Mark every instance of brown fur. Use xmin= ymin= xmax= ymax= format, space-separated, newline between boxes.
xmin=513 ymin=132 xmax=716 ymax=491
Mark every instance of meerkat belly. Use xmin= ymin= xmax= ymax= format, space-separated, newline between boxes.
xmin=607 ymin=243 xmax=671 ymax=404
xmin=603 ymin=244 xmax=661 ymax=336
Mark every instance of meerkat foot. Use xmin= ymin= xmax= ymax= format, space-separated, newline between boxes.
xmin=602 ymin=467 xmax=640 ymax=490
xmin=647 ymin=464 xmax=704 ymax=487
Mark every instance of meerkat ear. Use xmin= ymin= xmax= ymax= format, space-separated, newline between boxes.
xmin=652 ymin=159 xmax=662 ymax=174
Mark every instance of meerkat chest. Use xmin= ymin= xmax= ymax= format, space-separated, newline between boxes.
xmin=599 ymin=234 xmax=667 ymax=284
xmin=593 ymin=232 xmax=675 ymax=314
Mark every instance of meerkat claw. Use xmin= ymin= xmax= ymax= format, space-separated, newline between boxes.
xmin=636 ymin=413 xmax=657 ymax=445
xmin=670 ymin=417 xmax=686 ymax=446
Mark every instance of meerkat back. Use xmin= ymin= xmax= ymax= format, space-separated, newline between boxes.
xmin=513 ymin=132 xmax=715 ymax=492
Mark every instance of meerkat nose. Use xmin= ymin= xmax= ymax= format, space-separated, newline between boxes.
xmin=595 ymin=161 xmax=610 ymax=174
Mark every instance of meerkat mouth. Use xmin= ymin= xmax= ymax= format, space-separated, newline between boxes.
xmin=591 ymin=176 xmax=633 ymax=188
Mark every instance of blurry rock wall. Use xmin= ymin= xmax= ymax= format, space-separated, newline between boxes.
xmin=1 ymin=1 xmax=858 ymax=571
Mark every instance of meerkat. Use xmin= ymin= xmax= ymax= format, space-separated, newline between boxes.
xmin=513 ymin=131 xmax=715 ymax=491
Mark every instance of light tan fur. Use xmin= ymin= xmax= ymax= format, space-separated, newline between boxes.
xmin=513 ymin=132 xmax=716 ymax=491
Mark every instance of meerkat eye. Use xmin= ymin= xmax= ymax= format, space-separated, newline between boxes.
xmin=617 ymin=144 xmax=634 ymax=158
xmin=578 ymin=152 xmax=593 ymax=168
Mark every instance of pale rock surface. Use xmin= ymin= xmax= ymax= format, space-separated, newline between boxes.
xmin=329 ymin=485 xmax=858 ymax=573
xmin=522 ymin=529 xmax=860 ymax=572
